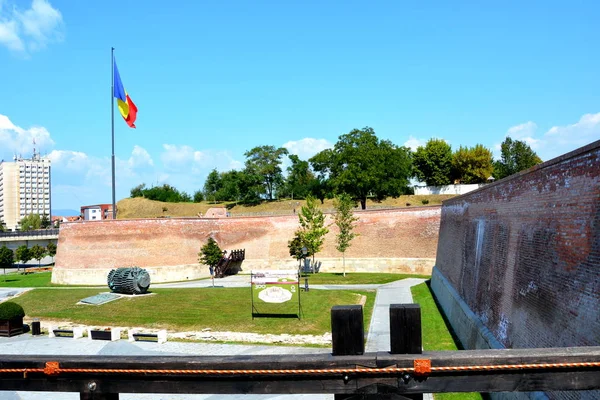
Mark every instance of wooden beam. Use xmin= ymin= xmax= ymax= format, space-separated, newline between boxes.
xmin=0 ymin=347 xmax=596 ymax=395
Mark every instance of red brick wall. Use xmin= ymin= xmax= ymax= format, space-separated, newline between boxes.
xmin=435 ymin=140 xmax=600 ymax=349
xmin=55 ymin=206 xmax=440 ymax=271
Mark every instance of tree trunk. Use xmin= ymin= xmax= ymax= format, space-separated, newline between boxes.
xmin=342 ymin=253 xmax=346 ymax=277
xmin=360 ymin=198 xmax=366 ymax=209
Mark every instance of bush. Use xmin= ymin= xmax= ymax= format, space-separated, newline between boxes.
xmin=0 ymin=302 xmax=25 ymax=320
xmin=421 ymin=199 xmax=429 ymax=205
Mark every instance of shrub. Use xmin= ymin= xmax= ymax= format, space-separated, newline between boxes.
xmin=421 ymin=199 xmax=429 ymax=205
xmin=0 ymin=302 xmax=25 ymax=320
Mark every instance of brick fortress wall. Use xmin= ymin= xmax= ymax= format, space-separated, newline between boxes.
xmin=53 ymin=206 xmax=440 ymax=285
xmin=431 ymin=140 xmax=600 ymax=359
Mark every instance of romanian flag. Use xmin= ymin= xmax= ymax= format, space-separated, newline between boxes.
xmin=113 ymin=60 xmax=138 ymax=128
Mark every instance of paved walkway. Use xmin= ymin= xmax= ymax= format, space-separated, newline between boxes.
xmin=1 ymin=275 xmax=431 ymax=400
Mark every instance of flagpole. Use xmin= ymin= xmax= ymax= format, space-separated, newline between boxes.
xmin=111 ymin=47 xmax=116 ymax=220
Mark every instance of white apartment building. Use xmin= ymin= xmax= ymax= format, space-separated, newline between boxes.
xmin=0 ymin=153 xmax=51 ymax=231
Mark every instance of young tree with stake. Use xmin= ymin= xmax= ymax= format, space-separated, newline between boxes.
xmin=333 ymin=193 xmax=359 ymax=277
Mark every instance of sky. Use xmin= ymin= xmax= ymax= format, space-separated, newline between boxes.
xmin=1 ymin=0 xmax=599 ymax=212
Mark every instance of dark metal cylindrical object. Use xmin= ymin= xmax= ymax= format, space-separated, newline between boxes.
xmin=107 ymin=267 xmax=151 ymax=294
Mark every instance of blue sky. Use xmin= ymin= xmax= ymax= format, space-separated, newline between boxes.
xmin=1 ymin=0 xmax=599 ymax=212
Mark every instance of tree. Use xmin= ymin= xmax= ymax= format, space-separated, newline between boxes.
xmin=307 ymin=175 xmax=332 ymax=205
xmin=244 ymin=145 xmax=289 ymax=200
xmin=193 ymin=190 xmax=204 ymax=203
xmin=218 ymin=170 xmax=243 ymax=202
xmin=15 ymin=245 xmax=31 ymax=270
xmin=493 ymin=137 xmax=543 ymax=179
xmin=294 ymin=195 xmax=329 ymax=265
xmin=130 ymin=183 xmax=146 ymax=198
xmin=288 ymin=234 xmax=310 ymax=261
xmin=129 ymin=183 xmax=191 ymax=202
xmin=180 ymin=191 xmax=192 ymax=202
xmin=20 ymin=214 xmax=41 ymax=231
xmin=310 ymin=127 xmax=412 ymax=209
xmin=142 ymin=184 xmax=187 ymax=202
xmin=198 ymin=238 xmax=224 ymax=274
xmin=203 ymin=169 xmax=221 ymax=203
xmin=46 ymin=242 xmax=57 ymax=262
xmin=282 ymin=155 xmax=314 ymax=199
xmin=237 ymin=170 xmax=263 ymax=205
xmin=30 ymin=245 xmax=46 ymax=267
xmin=413 ymin=138 xmax=453 ymax=186
xmin=452 ymin=144 xmax=494 ymax=184
xmin=0 ymin=246 xmax=14 ymax=277
xmin=0 ymin=218 xmax=5 ymax=232
xmin=40 ymin=214 xmax=51 ymax=229
xmin=333 ymin=193 xmax=359 ymax=277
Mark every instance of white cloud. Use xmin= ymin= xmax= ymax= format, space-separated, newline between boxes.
xmin=282 ymin=138 xmax=333 ymax=161
xmin=129 ymin=145 xmax=154 ymax=168
xmin=161 ymin=144 xmax=200 ymax=171
xmin=497 ymin=112 xmax=600 ymax=161
xmin=0 ymin=113 xmax=55 ymax=159
xmin=160 ymin=143 xmax=242 ymax=173
xmin=506 ymin=121 xmax=537 ymax=139
xmin=0 ymin=17 xmax=22 ymax=51
xmin=0 ymin=0 xmax=63 ymax=54
xmin=545 ymin=113 xmax=600 ymax=147
xmin=505 ymin=121 xmax=542 ymax=149
xmin=403 ymin=135 xmax=427 ymax=151
xmin=48 ymin=150 xmax=89 ymax=171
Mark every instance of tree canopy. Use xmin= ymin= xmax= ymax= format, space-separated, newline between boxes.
xmin=15 ymin=245 xmax=31 ymax=265
xmin=130 ymin=183 xmax=193 ymax=203
xmin=493 ymin=137 xmax=543 ymax=179
xmin=20 ymin=214 xmax=41 ymax=231
xmin=290 ymin=195 xmax=329 ymax=263
xmin=413 ymin=138 xmax=453 ymax=186
xmin=452 ymin=144 xmax=494 ymax=184
xmin=244 ymin=145 xmax=289 ymax=200
xmin=30 ymin=245 xmax=46 ymax=267
xmin=40 ymin=214 xmax=51 ymax=229
xmin=46 ymin=242 xmax=57 ymax=259
xmin=310 ymin=127 xmax=412 ymax=209
xmin=280 ymin=154 xmax=314 ymax=199
xmin=198 ymin=238 xmax=224 ymax=270
xmin=0 ymin=246 xmax=13 ymax=269
xmin=203 ymin=169 xmax=221 ymax=203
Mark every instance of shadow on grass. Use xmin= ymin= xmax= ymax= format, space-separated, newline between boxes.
xmin=425 ymin=280 xmax=465 ymax=350
xmin=252 ymin=313 xmax=300 ymax=319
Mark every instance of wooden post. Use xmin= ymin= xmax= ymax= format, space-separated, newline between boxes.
xmin=331 ymin=305 xmax=364 ymax=400
xmin=390 ymin=304 xmax=423 ymax=400
xmin=331 ymin=305 xmax=364 ymax=356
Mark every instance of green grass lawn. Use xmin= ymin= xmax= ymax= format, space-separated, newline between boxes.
xmin=0 ymin=271 xmax=431 ymax=288
xmin=411 ymin=282 xmax=482 ymax=400
xmin=302 ymin=272 xmax=431 ymax=285
xmin=0 ymin=271 xmax=56 ymax=287
xmin=12 ymin=287 xmax=375 ymax=336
